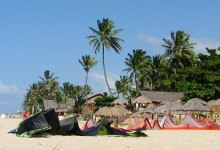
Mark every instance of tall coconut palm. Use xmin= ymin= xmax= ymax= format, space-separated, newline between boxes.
xmin=147 ymin=54 xmax=168 ymax=90
xmin=25 ymin=83 xmax=39 ymax=114
xmin=162 ymin=30 xmax=196 ymax=74
xmin=39 ymin=70 xmax=59 ymax=108
xmin=114 ymin=80 xmax=123 ymax=97
xmin=123 ymin=49 xmax=151 ymax=90
xmin=54 ymin=91 xmax=65 ymax=109
xmin=87 ymin=18 xmax=124 ymax=95
xmin=68 ymin=84 xmax=85 ymax=113
xmin=78 ymin=55 xmax=98 ymax=112
xmin=60 ymin=82 xmax=71 ymax=108
xmin=119 ymin=75 xmax=132 ymax=98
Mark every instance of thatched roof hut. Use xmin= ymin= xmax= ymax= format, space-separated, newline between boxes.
xmin=43 ymin=99 xmax=75 ymax=112
xmin=179 ymin=101 xmax=209 ymax=112
xmin=140 ymin=104 xmax=157 ymax=114
xmin=207 ymin=100 xmax=216 ymax=106
xmin=95 ymin=105 xmax=129 ymax=117
xmin=155 ymin=103 xmax=182 ymax=114
xmin=130 ymin=111 xmax=151 ymax=118
xmin=112 ymin=99 xmax=128 ymax=105
xmin=132 ymin=96 xmax=152 ymax=104
xmin=94 ymin=107 xmax=111 ymax=117
xmin=210 ymin=99 xmax=220 ymax=106
xmin=187 ymin=98 xmax=207 ymax=105
xmin=136 ymin=91 xmax=184 ymax=103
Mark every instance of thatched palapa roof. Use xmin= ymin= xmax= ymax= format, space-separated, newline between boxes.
xmin=95 ymin=105 xmax=129 ymax=117
xmin=179 ymin=101 xmax=209 ymax=112
xmin=132 ymin=96 xmax=152 ymax=104
xmin=112 ymin=98 xmax=128 ymax=105
xmin=137 ymin=91 xmax=184 ymax=103
xmin=187 ymin=98 xmax=207 ymax=105
xmin=155 ymin=103 xmax=182 ymax=114
xmin=43 ymin=98 xmax=75 ymax=110
xmin=140 ymin=104 xmax=157 ymax=114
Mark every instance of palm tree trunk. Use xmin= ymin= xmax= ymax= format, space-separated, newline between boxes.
xmin=85 ymin=71 xmax=88 ymax=112
xmin=134 ymin=73 xmax=138 ymax=90
xmin=32 ymin=105 xmax=34 ymax=115
xmin=102 ymin=45 xmax=112 ymax=95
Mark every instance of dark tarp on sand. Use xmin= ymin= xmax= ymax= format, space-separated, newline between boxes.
xmin=15 ymin=108 xmax=100 ymax=137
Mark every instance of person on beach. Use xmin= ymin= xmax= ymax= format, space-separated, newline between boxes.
xmin=23 ymin=110 xmax=28 ymax=120
xmin=135 ymin=102 xmax=139 ymax=112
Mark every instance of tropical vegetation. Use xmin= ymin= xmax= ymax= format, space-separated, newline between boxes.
xmin=22 ymin=18 xmax=220 ymax=115
xmin=87 ymin=18 xmax=124 ymax=95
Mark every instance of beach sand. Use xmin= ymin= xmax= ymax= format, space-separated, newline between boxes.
xmin=1 ymin=118 xmax=220 ymax=150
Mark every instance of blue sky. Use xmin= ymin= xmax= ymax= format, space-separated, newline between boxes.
xmin=0 ymin=0 xmax=220 ymax=114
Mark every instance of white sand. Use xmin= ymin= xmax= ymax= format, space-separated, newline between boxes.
xmin=1 ymin=118 xmax=220 ymax=150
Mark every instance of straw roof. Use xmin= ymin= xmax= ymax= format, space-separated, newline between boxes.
xmin=112 ymin=98 xmax=128 ymax=105
xmin=187 ymin=98 xmax=207 ymax=105
xmin=179 ymin=101 xmax=209 ymax=112
xmin=109 ymin=105 xmax=130 ymax=117
xmin=160 ymin=99 xmax=182 ymax=105
xmin=207 ymin=100 xmax=216 ymax=106
xmin=132 ymin=96 xmax=152 ymax=104
xmin=94 ymin=107 xmax=111 ymax=117
xmin=207 ymin=105 xmax=220 ymax=113
xmin=140 ymin=104 xmax=157 ymax=114
xmin=95 ymin=105 xmax=129 ymax=117
xmin=155 ymin=103 xmax=182 ymax=114
xmin=43 ymin=99 xmax=75 ymax=109
xmin=137 ymin=91 xmax=184 ymax=102
xmin=130 ymin=111 xmax=151 ymax=118
xmin=210 ymin=99 xmax=220 ymax=106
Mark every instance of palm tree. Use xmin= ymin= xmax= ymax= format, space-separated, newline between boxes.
xmin=119 ymin=75 xmax=132 ymax=98
xmin=39 ymin=70 xmax=59 ymax=108
xmin=54 ymin=91 xmax=64 ymax=109
xmin=123 ymin=49 xmax=151 ymax=90
xmin=162 ymin=30 xmax=196 ymax=74
xmin=68 ymin=85 xmax=85 ymax=113
xmin=147 ymin=55 xmax=168 ymax=90
xmin=78 ymin=55 xmax=98 ymax=112
xmin=25 ymin=83 xmax=39 ymax=114
xmin=114 ymin=80 xmax=123 ymax=97
xmin=60 ymin=82 xmax=71 ymax=108
xmin=87 ymin=18 xmax=124 ymax=95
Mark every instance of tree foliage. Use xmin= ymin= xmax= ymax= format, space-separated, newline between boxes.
xmin=94 ymin=92 xmax=117 ymax=107
xmin=176 ymin=48 xmax=220 ymax=101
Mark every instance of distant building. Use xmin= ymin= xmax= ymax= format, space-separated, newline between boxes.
xmin=83 ymin=93 xmax=103 ymax=112
xmin=43 ymin=98 xmax=75 ymax=113
xmin=133 ymin=91 xmax=184 ymax=106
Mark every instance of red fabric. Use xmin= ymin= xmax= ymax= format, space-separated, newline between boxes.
xmin=23 ymin=111 xmax=27 ymax=117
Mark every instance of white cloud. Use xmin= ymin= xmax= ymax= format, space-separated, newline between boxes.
xmin=191 ymin=37 xmax=220 ymax=54
xmin=137 ymin=33 xmax=161 ymax=46
xmin=89 ymin=71 xmax=119 ymax=93
xmin=0 ymin=81 xmax=22 ymax=97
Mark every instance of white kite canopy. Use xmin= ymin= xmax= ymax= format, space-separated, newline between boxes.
xmin=159 ymin=114 xmax=219 ymax=130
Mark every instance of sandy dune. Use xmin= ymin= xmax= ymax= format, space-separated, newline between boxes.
xmin=1 ymin=118 xmax=220 ymax=150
